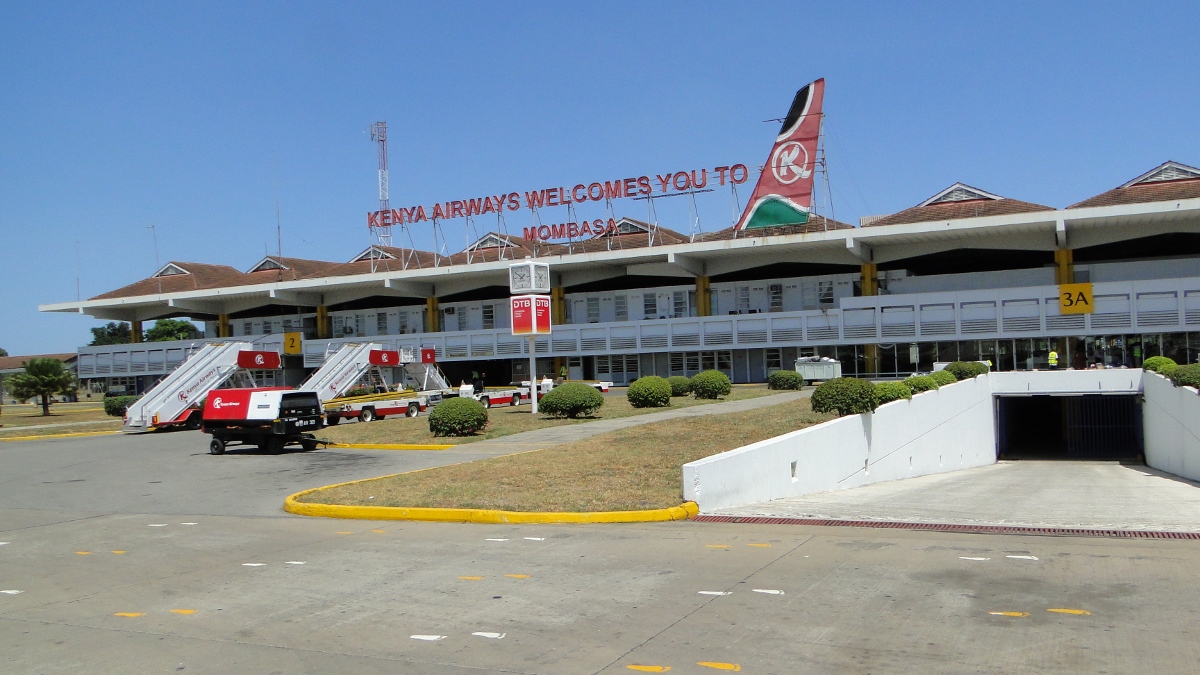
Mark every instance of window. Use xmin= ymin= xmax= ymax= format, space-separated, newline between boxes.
xmin=242 ymin=322 xmax=253 ymax=336
xmin=482 ymin=304 xmax=495 ymax=330
xmin=717 ymin=351 xmax=732 ymax=371
xmin=701 ymin=352 xmax=716 ymax=371
xmin=625 ymin=354 xmax=639 ymax=375
xmin=377 ymin=312 xmax=388 ymax=335
xmin=766 ymin=348 xmax=782 ymax=372
xmin=615 ymin=295 xmax=628 ymax=322
xmin=587 ymin=297 xmax=600 ymax=323
xmin=688 ymin=290 xmax=697 ymax=317
xmin=282 ymin=318 xmax=293 ymax=333
xmin=596 ymin=356 xmax=610 ymax=375
xmin=644 ymin=293 xmax=657 ymax=319
xmin=818 ymin=280 xmax=834 ymax=305
xmin=670 ymin=353 xmax=685 ymax=373
xmin=673 ymin=291 xmax=687 ymax=318
xmin=737 ymin=287 xmax=750 ymax=314
xmin=769 ymin=284 xmax=783 ymax=312
xmin=398 ymin=312 xmax=410 ymax=334
xmin=685 ymin=352 xmax=701 ymax=373
xmin=262 ymin=321 xmax=272 ymax=335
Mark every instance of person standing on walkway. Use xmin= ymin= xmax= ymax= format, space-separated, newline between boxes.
xmin=1048 ymin=349 xmax=1059 ymax=370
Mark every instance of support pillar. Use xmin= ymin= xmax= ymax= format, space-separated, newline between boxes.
xmin=218 ymin=314 xmax=230 ymax=338
xmin=1054 ymin=248 xmax=1074 ymax=285
xmin=131 ymin=321 xmax=143 ymax=343
xmin=315 ymin=305 xmax=329 ymax=339
xmin=695 ymin=276 xmax=711 ymax=317
xmin=551 ymin=287 xmax=566 ymax=325
xmin=426 ymin=297 xmax=440 ymax=333
xmin=860 ymin=263 xmax=878 ymax=375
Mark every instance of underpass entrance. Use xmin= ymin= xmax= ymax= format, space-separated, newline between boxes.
xmin=996 ymin=394 xmax=1143 ymax=460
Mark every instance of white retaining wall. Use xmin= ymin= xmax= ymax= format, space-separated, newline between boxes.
xmin=1143 ymin=372 xmax=1200 ymax=482
xmin=683 ymin=375 xmax=997 ymax=512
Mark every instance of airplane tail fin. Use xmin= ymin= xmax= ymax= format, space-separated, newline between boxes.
xmin=734 ymin=78 xmax=825 ymax=231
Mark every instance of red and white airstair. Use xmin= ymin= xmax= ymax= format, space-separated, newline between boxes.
xmin=122 ymin=341 xmax=256 ymax=433
xmin=297 ymin=342 xmax=420 ymax=402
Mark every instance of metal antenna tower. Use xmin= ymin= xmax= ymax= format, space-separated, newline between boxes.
xmin=369 ymin=122 xmax=393 ymax=248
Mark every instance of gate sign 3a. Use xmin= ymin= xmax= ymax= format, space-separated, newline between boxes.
xmin=1058 ymin=283 xmax=1094 ymax=315
xmin=511 ymin=295 xmax=552 ymax=335
xmin=236 ymin=351 xmax=282 ymax=370
xmin=368 ymin=349 xmax=401 ymax=366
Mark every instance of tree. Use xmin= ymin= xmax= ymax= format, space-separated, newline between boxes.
xmin=7 ymin=358 xmax=76 ymax=416
xmin=0 ymin=347 xmax=8 ymax=357
xmin=90 ymin=322 xmax=131 ymax=346
xmin=145 ymin=318 xmax=199 ymax=342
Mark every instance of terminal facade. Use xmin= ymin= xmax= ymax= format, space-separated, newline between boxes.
xmin=42 ymin=160 xmax=1200 ymax=393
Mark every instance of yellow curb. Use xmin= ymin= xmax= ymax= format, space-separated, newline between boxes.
xmin=283 ymin=472 xmax=699 ymax=524
xmin=0 ymin=430 xmax=122 ymax=442
xmin=321 ymin=442 xmax=453 ymax=451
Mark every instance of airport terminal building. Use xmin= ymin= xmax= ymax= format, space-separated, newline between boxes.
xmin=40 ymin=159 xmax=1200 ymax=393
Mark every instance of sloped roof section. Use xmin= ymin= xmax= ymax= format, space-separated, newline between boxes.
xmin=90 ymin=262 xmax=244 ymax=300
xmin=866 ymin=183 xmax=1054 ymax=227
xmin=1069 ymin=161 xmax=1200 ymax=208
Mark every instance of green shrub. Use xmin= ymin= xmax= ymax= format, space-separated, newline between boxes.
xmin=874 ymin=381 xmax=913 ymax=405
xmin=344 ymin=387 xmax=372 ymax=398
xmin=810 ymin=377 xmax=877 ymax=417
xmin=691 ymin=370 xmax=732 ymax=399
xmin=1169 ymin=363 xmax=1200 ymax=389
xmin=627 ymin=376 xmax=672 ymax=408
xmin=903 ymin=375 xmax=939 ymax=393
xmin=1143 ymin=356 xmax=1178 ymax=375
xmin=944 ymin=361 xmax=988 ymax=380
xmin=428 ymin=397 xmax=489 ymax=436
xmin=667 ymin=376 xmax=692 ymax=397
xmin=930 ymin=370 xmax=958 ymax=387
xmin=767 ymin=370 xmax=805 ymax=390
xmin=104 ymin=395 xmax=140 ymax=417
xmin=539 ymin=382 xmax=604 ymax=418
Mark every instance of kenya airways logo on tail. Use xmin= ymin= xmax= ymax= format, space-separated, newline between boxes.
xmin=735 ymin=78 xmax=825 ymax=231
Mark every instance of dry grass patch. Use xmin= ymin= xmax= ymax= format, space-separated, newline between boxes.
xmin=315 ymin=385 xmax=779 ymax=446
xmin=301 ymin=397 xmax=832 ymax=512
xmin=0 ymin=402 xmax=118 ymax=435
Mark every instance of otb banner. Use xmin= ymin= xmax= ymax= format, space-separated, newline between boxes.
xmin=511 ymin=295 xmax=552 ymax=336
xmin=735 ymin=78 xmax=825 ymax=230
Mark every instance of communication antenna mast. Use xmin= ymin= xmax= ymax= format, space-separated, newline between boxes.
xmin=369 ymin=121 xmax=393 ymax=249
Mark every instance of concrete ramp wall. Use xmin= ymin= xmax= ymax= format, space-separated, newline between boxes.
xmin=683 ymin=375 xmax=997 ymax=512
xmin=1143 ymin=372 xmax=1200 ymax=482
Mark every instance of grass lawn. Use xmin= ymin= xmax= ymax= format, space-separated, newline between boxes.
xmin=315 ymin=384 xmax=782 ymax=447
xmin=0 ymin=401 xmax=119 ymax=436
xmin=300 ymin=396 xmax=832 ymax=512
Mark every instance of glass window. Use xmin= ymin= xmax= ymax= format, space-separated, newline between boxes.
xmin=242 ymin=322 xmax=253 ymax=336
xmin=673 ymin=291 xmax=687 ymax=318
xmin=615 ymin=295 xmax=628 ymax=322
xmin=624 ymin=354 xmax=639 ymax=375
xmin=282 ymin=318 xmax=293 ymax=333
xmin=769 ymin=284 xmax=783 ymax=311
xmin=701 ymin=352 xmax=716 ymax=371
xmin=717 ymin=351 xmax=732 ymax=371
xmin=644 ymin=293 xmax=657 ymax=319
xmin=398 ymin=312 xmax=409 ymax=334
xmin=670 ymin=352 xmax=684 ymax=373
xmin=685 ymin=352 xmax=701 ymax=373
xmin=262 ymin=321 xmax=272 ymax=335
xmin=587 ymin=297 xmax=600 ymax=323
xmin=766 ymin=348 xmax=782 ymax=372
xmin=818 ymin=281 xmax=834 ymax=305
xmin=377 ymin=312 xmax=388 ymax=334
xmin=482 ymin=305 xmax=494 ymax=330
xmin=737 ymin=287 xmax=750 ymax=314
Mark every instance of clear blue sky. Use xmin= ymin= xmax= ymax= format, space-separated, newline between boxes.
xmin=2 ymin=2 xmax=1197 ymax=355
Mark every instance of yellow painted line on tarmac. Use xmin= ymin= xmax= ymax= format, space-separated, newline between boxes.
xmin=627 ymin=667 xmax=671 ymax=673
xmin=171 ymin=609 xmax=197 ymax=615
xmin=321 ymin=442 xmax=453 ymax=451
xmin=698 ymin=663 xmax=741 ymax=671
xmin=989 ymin=611 xmax=1030 ymax=617
xmin=459 ymin=576 xmax=484 ymax=581
xmin=111 ymin=550 xmax=126 ymax=555
xmin=746 ymin=543 xmax=772 ymax=548
xmin=706 ymin=544 xmax=731 ymax=549
xmin=113 ymin=612 xmax=144 ymax=618
xmin=504 ymin=574 xmax=530 ymax=579
xmin=75 ymin=551 xmax=91 ymax=555
xmin=335 ymin=531 xmax=353 ymax=535
xmin=1048 ymin=608 xmax=1091 ymax=615
xmin=0 ymin=430 xmax=121 ymax=442
xmin=370 ymin=529 xmax=386 ymax=533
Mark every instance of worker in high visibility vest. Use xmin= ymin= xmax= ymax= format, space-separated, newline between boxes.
xmin=1048 ymin=349 xmax=1059 ymax=370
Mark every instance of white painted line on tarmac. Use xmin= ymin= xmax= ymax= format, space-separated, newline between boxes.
xmin=485 ymin=538 xmax=509 ymax=542
xmin=284 ymin=561 xmax=306 ymax=565
xmin=410 ymin=635 xmax=447 ymax=641
xmin=0 ymin=542 xmax=9 ymax=546
xmin=752 ymin=589 xmax=784 ymax=595
xmin=180 ymin=522 xmax=198 ymax=526
xmin=1006 ymin=555 xmax=1039 ymax=561
xmin=960 ymin=557 xmax=990 ymax=561
xmin=1 ymin=590 xmax=23 ymax=595
xmin=472 ymin=632 xmax=506 ymax=639
xmin=698 ymin=591 xmax=732 ymax=596
xmin=148 ymin=524 xmax=168 ymax=527
xmin=242 ymin=563 xmax=265 ymax=567
xmin=524 ymin=537 xmax=545 ymax=541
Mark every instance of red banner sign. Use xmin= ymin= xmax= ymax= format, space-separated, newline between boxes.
xmin=236 ymin=351 xmax=281 ymax=370
xmin=420 ymin=348 xmax=437 ymax=364
xmin=368 ymin=349 xmax=401 ymax=366
xmin=511 ymin=295 xmax=552 ymax=336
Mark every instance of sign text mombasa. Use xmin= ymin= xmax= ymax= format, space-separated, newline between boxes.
xmin=367 ymin=164 xmax=751 ymax=241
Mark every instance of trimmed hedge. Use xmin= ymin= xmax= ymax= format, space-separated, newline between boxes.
xmin=810 ymin=377 xmax=877 ymax=417
xmin=627 ymin=376 xmax=672 ymax=408
xmin=538 ymin=382 xmax=604 ymax=418
xmin=103 ymin=395 xmax=140 ymax=417
xmin=667 ymin=375 xmax=692 ymax=397
xmin=1143 ymin=356 xmax=1178 ymax=375
xmin=690 ymin=370 xmax=732 ymax=399
xmin=944 ymin=361 xmax=988 ymax=380
xmin=930 ymin=370 xmax=958 ymax=387
xmin=428 ymin=397 xmax=488 ymax=436
xmin=875 ymin=381 xmax=913 ymax=405
xmin=903 ymin=375 xmax=939 ymax=393
xmin=1169 ymin=363 xmax=1200 ymax=389
xmin=767 ymin=370 xmax=805 ymax=390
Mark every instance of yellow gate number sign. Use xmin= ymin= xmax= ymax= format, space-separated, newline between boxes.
xmin=283 ymin=331 xmax=303 ymax=354
xmin=1058 ymin=283 xmax=1094 ymax=315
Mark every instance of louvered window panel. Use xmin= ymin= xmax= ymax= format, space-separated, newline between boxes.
xmin=580 ymin=337 xmax=606 ymax=351
xmin=640 ymin=335 xmax=668 ymax=348
xmin=610 ymin=336 xmax=636 ymax=350
xmin=497 ymin=341 xmax=522 ymax=355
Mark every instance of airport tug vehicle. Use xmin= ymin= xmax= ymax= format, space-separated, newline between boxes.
xmin=202 ymin=388 xmax=323 ymax=455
